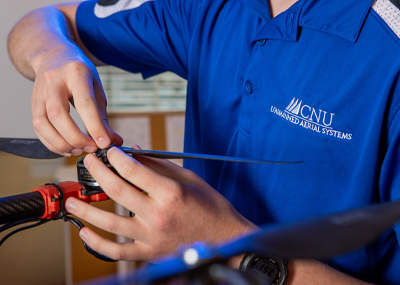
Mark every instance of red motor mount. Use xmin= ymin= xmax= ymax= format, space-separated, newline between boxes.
xmin=32 ymin=181 xmax=108 ymax=220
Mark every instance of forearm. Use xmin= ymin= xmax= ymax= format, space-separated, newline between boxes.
xmin=287 ymin=259 xmax=373 ymax=285
xmin=7 ymin=6 xmax=79 ymax=80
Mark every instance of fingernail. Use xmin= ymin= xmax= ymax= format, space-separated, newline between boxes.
xmin=63 ymin=153 xmax=72 ymax=157
xmin=79 ymin=230 xmax=89 ymax=242
xmin=84 ymin=155 xmax=92 ymax=167
xmin=65 ymin=199 xmax=76 ymax=211
xmin=71 ymin=149 xmax=84 ymax=156
xmin=98 ymin=137 xmax=109 ymax=149
xmin=84 ymin=146 xmax=97 ymax=153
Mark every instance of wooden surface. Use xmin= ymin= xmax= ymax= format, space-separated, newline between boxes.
xmin=0 ymin=153 xmax=65 ymax=285
xmin=69 ymin=200 xmax=117 ymax=284
xmin=150 ymin=114 xmax=166 ymax=151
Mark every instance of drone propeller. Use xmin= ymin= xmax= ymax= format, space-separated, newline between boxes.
xmin=0 ymin=138 xmax=302 ymax=164
xmin=217 ymin=199 xmax=400 ymax=259
xmin=0 ymin=138 xmax=63 ymax=159
xmin=78 ymin=199 xmax=400 ymax=285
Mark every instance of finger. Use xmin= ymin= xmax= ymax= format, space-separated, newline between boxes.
xmin=65 ymin=197 xmax=147 ymax=240
xmin=32 ymin=85 xmax=76 ymax=155
xmin=93 ymin=79 xmax=123 ymax=147
xmin=34 ymin=129 xmax=72 ymax=157
xmin=46 ymin=78 xmax=97 ymax=155
xmin=68 ymin=71 xmax=112 ymax=149
xmin=79 ymin=227 xmax=149 ymax=261
xmin=106 ymin=147 xmax=179 ymax=199
xmin=83 ymin=153 xmax=152 ymax=216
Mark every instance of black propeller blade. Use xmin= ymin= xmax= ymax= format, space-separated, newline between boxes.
xmin=217 ymin=199 xmax=400 ymax=260
xmin=0 ymin=138 xmax=302 ymax=164
xmin=0 ymin=138 xmax=63 ymax=159
xmin=78 ymin=199 xmax=400 ymax=285
xmin=99 ymin=147 xmax=301 ymax=164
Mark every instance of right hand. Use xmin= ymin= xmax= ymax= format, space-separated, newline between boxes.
xmin=31 ymin=49 xmax=123 ymax=156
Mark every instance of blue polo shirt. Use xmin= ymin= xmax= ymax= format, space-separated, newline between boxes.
xmin=77 ymin=0 xmax=400 ymax=283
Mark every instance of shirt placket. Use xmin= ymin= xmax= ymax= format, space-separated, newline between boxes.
xmin=237 ymin=4 xmax=302 ymax=140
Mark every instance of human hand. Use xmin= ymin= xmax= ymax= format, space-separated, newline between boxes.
xmin=64 ymin=146 xmax=257 ymax=261
xmin=31 ymin=49 xmax=122 ymax=156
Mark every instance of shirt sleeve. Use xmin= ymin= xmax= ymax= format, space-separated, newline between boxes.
xmin=76 ymin=0 xmax=202 ymax=79
xmin=379 ymin=98 xmax=400 ymax=243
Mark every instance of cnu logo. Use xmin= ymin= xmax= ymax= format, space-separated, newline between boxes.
xmin=285 ymin=97 xmax=334 ymax=127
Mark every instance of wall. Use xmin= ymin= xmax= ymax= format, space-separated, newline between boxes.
xmin=0 ymin=1 xmax=79 ymax=285
xmin=0 ymin=0 xmax=85 ymax=138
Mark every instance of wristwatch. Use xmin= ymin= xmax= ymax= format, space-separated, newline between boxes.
xmin=239 ymin=253 xmax=288 ymax=285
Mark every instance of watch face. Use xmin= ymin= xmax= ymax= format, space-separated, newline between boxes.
xmin=248 ymin=257 xmax=281 ymax=284
xmin=254 ymin=258 xmax=279 ymax=278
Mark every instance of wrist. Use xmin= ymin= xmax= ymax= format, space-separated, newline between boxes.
xmin=225 ymin=218 xmax=259 ymax=269
xmin=227 ymin=253 xmax=246 ymax=269
xmin=31 ymin=43 xmax=83 ymax=76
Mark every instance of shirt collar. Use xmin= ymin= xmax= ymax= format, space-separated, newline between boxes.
xmin=240 ymin=0 xmax=375 ymax=43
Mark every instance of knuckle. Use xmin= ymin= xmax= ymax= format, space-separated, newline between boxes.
xmin=152 ymin=209 xmax=173 ymax=231
xmin=185 ymin=168 xmax=199 ymax=180
xmin=105 ymin=218 xmax=118 ymax=233
xmin=32 ymin=115 xmax=47 ymax=130
xmin=76 ymin=96 xmax=94 ymax=109
xmin=54 ymin=140 xmax=72 ymax=153
xmin=119 ymin=160 xmax=138 ymax=178
xmin=68 ymin=135 xmax=86 ymax=148
xmin=66 ymin=61 xmax=90 ymax=75
xmin=108 ymin=183 xmax=124 ymax=199
xmin=164 ymin=181 xmax=185 ymax=205
xmin=113 ymin=248 xmax=127 ymax=261
xmin=47 ymin=105 xmax=64 ymax=122
xmin=43 ymin=69 xmax=58 ymax=82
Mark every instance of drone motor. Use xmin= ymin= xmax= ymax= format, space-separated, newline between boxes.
xmin=77 ymin=150 xmax=112 ymax=196
xmin=76 ymin=148 xmax=134 ymax=196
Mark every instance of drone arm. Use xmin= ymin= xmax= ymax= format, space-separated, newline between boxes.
xmin=0 ymin=181 xmax=109 ymax=225
xmin=0 ymin=192 xmax=46 ymax=224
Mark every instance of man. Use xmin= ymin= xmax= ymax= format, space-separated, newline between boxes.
xmin=7 ymin=0 xmax=400 ymax=283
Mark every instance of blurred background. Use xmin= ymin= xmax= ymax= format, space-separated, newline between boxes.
xmin=0 ymin=1 xmax=187 ymax=284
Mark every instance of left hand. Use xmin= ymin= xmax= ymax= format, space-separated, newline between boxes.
xmin=65 ymin=146 xmax=257 ymax=261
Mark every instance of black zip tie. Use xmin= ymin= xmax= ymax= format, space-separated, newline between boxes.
xmin=45 ymin=183 xmax=67 ymax=222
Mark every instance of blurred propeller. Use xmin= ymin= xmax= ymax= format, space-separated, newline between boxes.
xmin=78 ymin=199 xmax=400 ymax=285
xmin=217 ymin=199 xmax=400 ymax=259
xmin=0 ymin=138 xmax=63 ymax=159
xmin=0 ymin=138 xmax=302 ymax=164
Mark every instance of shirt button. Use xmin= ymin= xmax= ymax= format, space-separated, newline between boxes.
xmin=257 ymin=39 xmax=266 ymax=46
xmin=245 ymin=81 xmax=253 ymax=94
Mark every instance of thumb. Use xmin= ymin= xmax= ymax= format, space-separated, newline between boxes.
xmin=104 ymin=121 xmax=123 ymax=146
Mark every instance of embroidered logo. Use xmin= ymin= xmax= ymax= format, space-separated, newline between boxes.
xmin=270 ymin=97 xmax=352 ymax=140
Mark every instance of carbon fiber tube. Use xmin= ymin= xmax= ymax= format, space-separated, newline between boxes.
xmin=0 ymin=192 xmax=45 ymax=224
